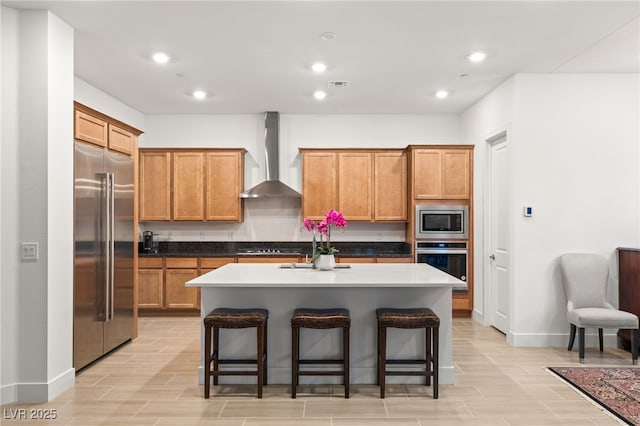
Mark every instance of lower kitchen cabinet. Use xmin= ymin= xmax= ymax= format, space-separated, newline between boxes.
xmin=165 ymin=258 xmax=199 ymax=309
xmin=138 ymin=257 xmax=201 ymax=315
xmin=237 ymin=257 xmax=300 ymax=264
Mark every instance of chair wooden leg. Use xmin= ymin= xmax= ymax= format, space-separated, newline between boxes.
xmin=257 ymin=325 xmax=264 ymax=399
xmin=598 ymin=328 xmax=603 ymax=352
xmin=212 ymin=325 xmax=220 ymax=386
xmin=425 ymin=326 xmax=431 ymax=386
xmin=578 ymin=327 xmax=585 ymax=363
xmin=631 ymin=328 xmax=639 ymax=365
xmin=568 ymin=324 xmax=576 ymax=351
xmin=379 ymin=325 xmax=387 ymax=398
xmin=263 ymin=321 xmax=268 ymax=386
xmin=433 ymin=325 xmax=439 ymax=400
xmin=204 ymin=324 xmax=211 ymax=399
xmin=343 ymin=325 xmax=350 ymax=399
xmin=291 ymin=326 xmax=299 ymax=398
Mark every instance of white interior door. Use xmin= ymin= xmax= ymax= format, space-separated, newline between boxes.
xmin=487 ymin=133 xmax=510 ymax=334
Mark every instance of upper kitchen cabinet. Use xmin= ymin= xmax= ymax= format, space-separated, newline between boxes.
xmin=205 ymin=151 xmax=244 ymax=221
xmin=173 ymin=152 xmax=205 ymax=220
xmin=139 ymin=151 xmax=171 ymax=221
xmin=139 ymin=148 xmax=245 ymax=222
xmin=338 ymin=152 xmax=373 ymax=221
xmin=374 ymin=151 xmax=407 ymax=221
xmin=411 ymin=146 xmax=472 ymax=200
xmin=74 ymin=102 xmax=142 ymax=155
xmin=301 ymin=149 xmax=407 ymax=222
xmin=301 ymin=151 xmax=338 ymax=220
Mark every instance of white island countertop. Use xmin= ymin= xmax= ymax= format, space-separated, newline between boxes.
xmin=187 ymin=262 xmax=463 ymax=288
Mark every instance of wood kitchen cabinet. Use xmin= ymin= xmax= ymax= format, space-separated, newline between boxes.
xmin=75 ymin=110 xmax=108 ymax=147
xmin=301 ymin=149 xmax=407 ymax=222
xmin=200 ymin=257 xmax=235 ymax=274
xmin=165 ymin=258 xmax=200 ymax=309
xmin=139 ymin=149 xmax=245 ymax=222
xmin=412 ymin=147 xmax=471 ymax=200
xmin=338 ymin=152 xmax=373 ymax=221
xmin=237 ymin=257 xmax=301 ymax=264
xmin=301 ymin=151 xmax=338 ymax=220
xmin=173 ymin=152 xmax=205 ymax=220
xmin=74 ymin=103 xmax=141 ymax=156
xmin=139 ymin=151 xmax=171 ymax=221
xmin=138 ymin=258 xmax=164 ymax=309
xmin=108 ymin=123 xmax=134 ymax=155
xmin=138 ymin=257 xmax=200 ymax=314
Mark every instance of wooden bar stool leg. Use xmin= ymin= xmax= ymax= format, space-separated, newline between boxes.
xmin=212 ymin=325 xmax=220 ymax=386
xmin=425 ymin=326 xmax=432 ymax=386
xmin=343 ymin=325 xmax=350 ymax=399
xmin=433 ymin=325 xmax=439 ymax=399
xmin=263 ymin=321 xmax=268 ymax=385
xmin=204 ymin=324 xmax=211 ymax=399
xmin=257 ymin=325 xmax=264 ymax=398
xmin=376 ymin=323 xmax=381 ymax=386
xmin=379 ymin=325 xmax=387 ymax=398
xmin=291 ymin=326 xmax=299 ymax=398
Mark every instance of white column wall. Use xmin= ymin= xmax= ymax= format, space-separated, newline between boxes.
xmin=510 ymin=73 xmax=640 ymax=346
xmin=0 ymin=8 xmax=74 ymax=404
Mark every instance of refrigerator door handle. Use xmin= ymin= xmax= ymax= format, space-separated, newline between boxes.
xmin=109 ymin=173 xmax=115 ymax=321
xmin=98 ymin=172 xmax=110 ymax=322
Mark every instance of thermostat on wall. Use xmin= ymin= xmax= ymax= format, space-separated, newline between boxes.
xmin=523 ymin=206 xmax=533 ymax=217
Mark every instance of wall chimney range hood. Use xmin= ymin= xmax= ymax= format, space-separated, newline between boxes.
xmin=240 ymin=112 xmax=301 ymax=199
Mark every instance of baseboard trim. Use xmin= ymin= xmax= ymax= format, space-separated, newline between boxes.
xmin=0 ymin=368 xmax=75 ymax=404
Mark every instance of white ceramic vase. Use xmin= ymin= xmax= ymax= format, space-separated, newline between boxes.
xmin=315 ymin=254 xmax=336 ymax=271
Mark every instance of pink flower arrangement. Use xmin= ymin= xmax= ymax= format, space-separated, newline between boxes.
xmin=303 ymin=209 xmax=347 ymax=256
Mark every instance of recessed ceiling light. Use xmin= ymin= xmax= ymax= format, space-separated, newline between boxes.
xmin=320 ymin=32 xmax=336 ymax=41
xmin=313 ymin=90 xmax=327 ymax=100
xmin=193 ymin=90 xmax=207 ymax=100
xmin=435 ymin=90 xmax=449 ymax=99
xmin=152 ymin=52 xmax=170 ymax=64
xmin=311 ymin=62 xmax=327 ymax=73
xmin=466 ymin=51 xmax=487 ymax=63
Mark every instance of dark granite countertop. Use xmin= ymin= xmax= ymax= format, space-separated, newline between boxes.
xmin=139 ymin=241 xmax=412 ymax=258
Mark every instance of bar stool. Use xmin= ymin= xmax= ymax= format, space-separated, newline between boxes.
xmin=291 ymin=308 xmax=350 ymax=398
xmin=204 ymin=308 xmax=268 ymax=398
xmin=376 ymin=307 xmax=439 ymax=399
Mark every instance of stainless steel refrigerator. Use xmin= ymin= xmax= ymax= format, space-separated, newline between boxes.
xmin=74 ymin=141 xmax=134 ymax=370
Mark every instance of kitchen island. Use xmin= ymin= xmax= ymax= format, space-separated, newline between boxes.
xmin=187 ymin=263 xmax=461 ymax=385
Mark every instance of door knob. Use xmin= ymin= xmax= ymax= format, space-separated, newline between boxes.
xmin=489 ymin=254 xmax=496 ymax=260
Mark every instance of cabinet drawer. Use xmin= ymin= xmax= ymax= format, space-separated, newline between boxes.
xmin=139 ymin=257 xmax=163 ymax=268
xmin=237 ymin=257 xmax=300 ymax=264
xmin=337 ymin=257 xmax=375 ymax=263
xmin=376 ymin=257 xmax=412 ymax=263
xmin=200 ymin=257 xmax=235 ymax=269
xmin=166 ymin=258 xmax=198 ymax=268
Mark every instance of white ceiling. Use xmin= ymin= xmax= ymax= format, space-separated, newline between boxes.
xmin=4 ymin=1 xmax=639 ymax=114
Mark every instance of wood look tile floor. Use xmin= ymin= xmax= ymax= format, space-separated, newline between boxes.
xmin=2 ymin=317 xmax=633 ymax=425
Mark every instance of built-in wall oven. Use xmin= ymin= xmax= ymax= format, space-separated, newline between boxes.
xmin=415 ymin=241 xmax=467 ymax=291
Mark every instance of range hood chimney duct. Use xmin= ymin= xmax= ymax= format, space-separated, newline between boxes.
xmin=240 ymin=112 xmax=301 ymax=199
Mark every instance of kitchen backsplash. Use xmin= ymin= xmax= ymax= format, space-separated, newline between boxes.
xmin=139 ymin=198 xmax=406 ymax=242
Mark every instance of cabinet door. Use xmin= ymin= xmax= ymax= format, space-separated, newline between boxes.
xmin=338 ymin=152 xmax=372 ymax=221
xmin=337 ymin=257 xmax=375 ymax=263
xmin=75 ymin=110 xmax=108 ymax=147
xmin=237 ymin=257 xmax=300 ymax=264
xmin=374 ymin=152 xmax=407 ymax=221
xmin=413 ymin=149 xmax=442 ymax=199
xmin=138 ymin=269 xmax=164 ymax=309
xmin=302 ymin=152 xmax=338 ymax=219
xmin=139 ymin=151 xmax=171 ymax=220
xmin=108 ymin=124 xmax=134 ymax=155
xmin=165 ymin=269 xmax=200 ymax=309
xmin=205 ymin=152 xmax=243 ymax=221
xmin=442 ymin=150 xmax=470 ymax=199
xmin=376 ymin=257 xmax=412 ymax=263
xmin=173 ymin=152 xmax=205 ymax=221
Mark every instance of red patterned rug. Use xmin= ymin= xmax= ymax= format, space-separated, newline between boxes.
xmin=549 ymin=367 xmax=640 ymax=425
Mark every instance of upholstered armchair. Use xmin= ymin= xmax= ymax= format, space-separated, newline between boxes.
xmin=559 ymin=253 xmax=638 ymax=364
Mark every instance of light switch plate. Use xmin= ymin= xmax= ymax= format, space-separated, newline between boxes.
xmin=21 ymin=242 xmax=39 ymax=260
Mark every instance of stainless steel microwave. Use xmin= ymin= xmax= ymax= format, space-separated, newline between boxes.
xmin=415 ymin=205 xmax=469 ymax=239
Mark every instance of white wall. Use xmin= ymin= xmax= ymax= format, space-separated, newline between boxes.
xmin=0 ymin=8 xmax=75 ymax=404
xmin=461 ymin=76 xmax=516 ymax=323
xmin=141 ymin=114 xmax=461 ymax=242
xmin=510 ymin=73 xmax=639 ymax=346
xmin=462 ymin=73 xmax=640 ymax=347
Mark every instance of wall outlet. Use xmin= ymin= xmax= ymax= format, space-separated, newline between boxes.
xmin=21 ymin=242 xmax=39 ymax=260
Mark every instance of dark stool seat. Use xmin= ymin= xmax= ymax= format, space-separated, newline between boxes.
xmin=376 ymin=307 xmax=439 ymax=399
xmin=204 ymin=308 xmax=268 ymax=399
xmin=291 ymin=308 xmax=350 ymax=398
